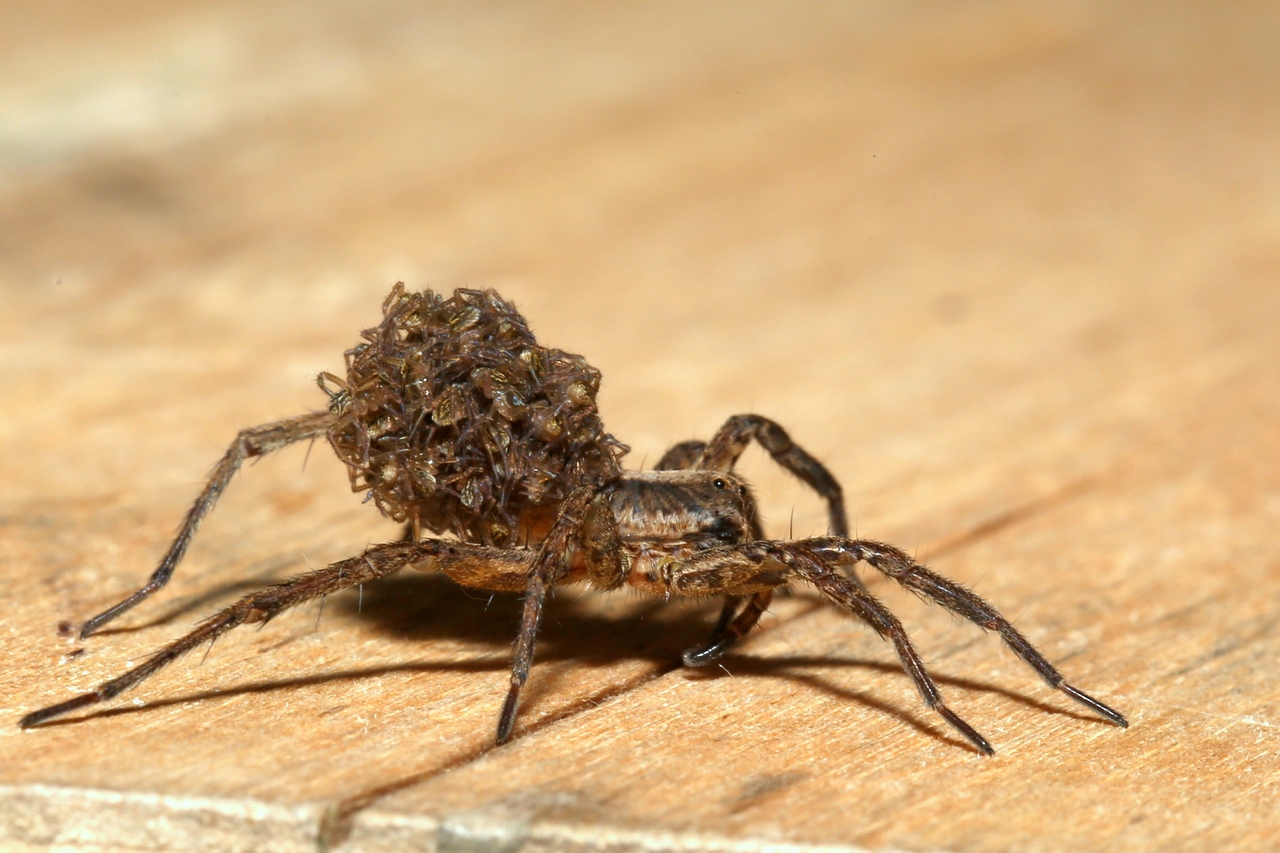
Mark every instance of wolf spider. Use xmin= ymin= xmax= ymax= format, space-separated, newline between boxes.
xmin=23 ymin=286 xmax=1126 ymax=754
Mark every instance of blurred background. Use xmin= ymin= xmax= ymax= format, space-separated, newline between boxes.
xmin=6 ymin=1 xmax=1276 ymax=540
xmin=3 ymin=3 xmax=1279 ymax=851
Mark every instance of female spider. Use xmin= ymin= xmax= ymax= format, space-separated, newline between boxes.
xmin=22 ymin=286 xmax=1127 ymax=754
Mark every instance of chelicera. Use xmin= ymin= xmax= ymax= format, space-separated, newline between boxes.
xmin=22 ymin=286 xmax=1127 ymax=753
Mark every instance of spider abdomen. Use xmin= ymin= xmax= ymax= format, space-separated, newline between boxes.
xmin=323 ymin=286 xmax=628 ymax=546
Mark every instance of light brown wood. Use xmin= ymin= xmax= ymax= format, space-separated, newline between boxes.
xmin=4 ymin=2 xmax=1279 ymax=851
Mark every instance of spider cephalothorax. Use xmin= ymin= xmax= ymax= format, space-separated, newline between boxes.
xmin=24 ymin=285 xmax=1128 ymax=755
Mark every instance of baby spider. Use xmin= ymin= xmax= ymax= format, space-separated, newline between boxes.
xmin=23 ymin=285 xmax=1127 ymax=754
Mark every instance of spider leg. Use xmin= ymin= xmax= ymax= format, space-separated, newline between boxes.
xmin=699 ymin=414 xmax=849 ymax=538
xmin=23 ymin=539 xmax=421 ymax=728
xmin=26 ymin=538 xmax=548 ymax=729
xmin=655 ymin=440 xmax=707 ymax=471
xmin=79 ymin=411 xmax=336 ymax=639
xmin=804 ymin=537 xmax=1129 ymax=728
xmin=409 ymin=540 xmax=536 ymax=591
xmin=656 ymin=542 xmax=996 ymax=754
xmin=498 ymin=487 xmax=608 ymax=744
xmin=682 ymin=591 xmax=773 ymax=667
xmin=712 ymin=596 xmax=743 ymax=634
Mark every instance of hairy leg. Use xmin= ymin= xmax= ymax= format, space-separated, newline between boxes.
xmin=26 ymin=540 xmax=418 ymax=728
xmin=498 ymin=487 xmax=600 ymax=744
xmin=682 ymin=591 xmax=773 ymax=667
xmin=655 ymin=440 xmax=706 ymax=472
xmin=700 ymin=414 xmax=848 ymax=537
xmin=792 ymin=551 xmax=996 ymax=754
xmin=409 ymin=541 xmax=537 ymax=590
xmin=804 ymin=537 xmax=1128 ymax=728
xmin=79 ymin=411 xmax=336 ymax=638
xmin=648 ymin=541 xmax=996 ymax=753
xmin=24 ymin=539 xmax=541 ymax=729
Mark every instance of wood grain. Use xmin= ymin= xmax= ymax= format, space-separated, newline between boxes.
xmin=3 ymin=2 xmax=1279 ymax=851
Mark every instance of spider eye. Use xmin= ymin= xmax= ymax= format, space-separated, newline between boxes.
xmin=712 ymin=478 xmax=726 ymax=490
xmin=738 ymin=485 xmax=747 ymax=496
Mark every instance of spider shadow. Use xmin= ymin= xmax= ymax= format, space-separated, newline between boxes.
xmin=336 ymin=572 xmax=723 ymax=709
xmin=88 ymin=579 xmax=274 ymax=637
xmin=86 ymin=559 xmax=303 ymax=637
xmin=683 ymin=653 xmax=1108 ymax=743
xmin=337 ymin=571 xmax=705 ymax=659
xmin=44 ymin=570 xmax=718 ymax=728
xmin=51 ymin=572 xmax=1102 ymax=748
xmin=87 ymin=568 xmax=702 ymax=661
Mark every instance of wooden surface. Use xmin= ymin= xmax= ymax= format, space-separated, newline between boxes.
xmin=3 ymin=2 xmax=1279 ymax=851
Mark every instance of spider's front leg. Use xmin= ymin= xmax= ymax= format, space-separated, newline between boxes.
xmin=653 ymin=539 xmax=1127 ymax=754
xmin=79 ymin=411 xmax=336 ymax=638
xmin=681 ymin=590 xmax=773 ymax=667
xmin=650 ymin=541 xmax=999 ymax=754
xmin=802 ymin=537 xmax=1129 ymax=729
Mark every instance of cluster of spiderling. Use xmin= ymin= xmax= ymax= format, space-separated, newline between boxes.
xmin=322 ymin=285 xmax=628 ymax=546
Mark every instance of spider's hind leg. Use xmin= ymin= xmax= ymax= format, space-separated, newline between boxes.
xmin=79 ymin=410 xmax=336 ymax=638
xmin=24 ymin=539 xmax=431 ymax=728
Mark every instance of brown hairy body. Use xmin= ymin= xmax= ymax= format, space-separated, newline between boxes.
xmin=22 ymin=286 xmax=1127 ymax=755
